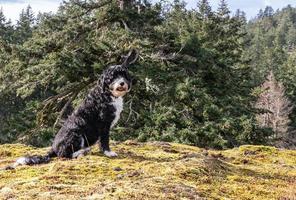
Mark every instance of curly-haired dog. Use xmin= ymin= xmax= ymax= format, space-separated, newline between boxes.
xmin=5 ymin=49 xmax=138 ymax=169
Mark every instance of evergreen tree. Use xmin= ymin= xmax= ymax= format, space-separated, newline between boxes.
xmin=287 ymin=26 xmax=296 ymax=49
xmin=0 ymin=8 xmax=6 ymax=38
xmin=0 ymin=8 xmax=13 ymax=43
xmin=14 ymin=5 xmax=35 ymax=44
xmin=263 ymin=6 xmax=274 ymax=17
xmin=246 ymin=5 xmax=296 ymax=148
xmin=234 ymin=9 xmax=247 ymax=24
xmin=257 ymin=9 xmax=264 ymax=19
xmin=217 ymin=0 xmax=230 ymax=18
xmin=197 ymin=0 xmax=212 ymax=19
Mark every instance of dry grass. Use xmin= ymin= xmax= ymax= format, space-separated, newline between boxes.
xmin=0 ymin=141 xmax=295 ymax=200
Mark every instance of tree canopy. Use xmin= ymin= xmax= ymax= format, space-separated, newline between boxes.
xmin=0 ymin=0 xmax=295 ymax=149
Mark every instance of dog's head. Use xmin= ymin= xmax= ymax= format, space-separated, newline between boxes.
xmin=100 ymin=49 xmax=138 ymax=97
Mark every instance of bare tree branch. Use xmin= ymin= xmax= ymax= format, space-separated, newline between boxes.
xmin=53 ymin=91 xmax=78 ymax=129
xmin=255 ymin=71 xmax=294 ymax=146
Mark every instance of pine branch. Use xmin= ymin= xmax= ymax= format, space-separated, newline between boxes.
xmin=72 ymin=0 xmax=111 ymax=10
xmin=70 ymin=0 xmax=111 ymax=19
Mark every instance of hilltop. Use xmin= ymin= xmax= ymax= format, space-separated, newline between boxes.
xmin=0 ymin=141 xmax=295 ymax=199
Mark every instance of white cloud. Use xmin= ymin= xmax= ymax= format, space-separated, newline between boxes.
xmin=0 ymin=0 xmax=62 ymax=23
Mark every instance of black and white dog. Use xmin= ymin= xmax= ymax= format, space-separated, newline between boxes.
xmin=5 ymin=49 xmax=138 ymax=169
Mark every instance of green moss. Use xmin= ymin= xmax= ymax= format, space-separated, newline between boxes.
xmin=0 ymin=142 xmax=295 ymax=199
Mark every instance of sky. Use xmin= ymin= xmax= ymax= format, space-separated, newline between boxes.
xmin=0 ymin=0 xmax=296 ymax=23
xmin=0 ymin=0 xmax=61 ymax=23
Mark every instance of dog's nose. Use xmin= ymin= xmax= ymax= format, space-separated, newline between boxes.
xmin=120 ymin=82 xmax=125 ymax=86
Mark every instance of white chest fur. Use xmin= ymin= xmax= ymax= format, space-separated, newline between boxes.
xmin=110 ymin=97 xmax=123 ymax=128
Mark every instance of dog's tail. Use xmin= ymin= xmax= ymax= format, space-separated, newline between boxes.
xmin=2 ymin=149 xmax=56 ymax=170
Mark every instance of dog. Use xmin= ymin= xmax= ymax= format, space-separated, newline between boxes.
xmin=4 ymin=49 xmax=138 ymax=170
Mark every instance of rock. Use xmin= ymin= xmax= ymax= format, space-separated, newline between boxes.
xmin=113 ymin=167 xmax=123 ymax=171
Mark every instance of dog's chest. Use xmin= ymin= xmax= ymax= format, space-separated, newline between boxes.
xmin=110 ymin=97 xmax=123 ymax=128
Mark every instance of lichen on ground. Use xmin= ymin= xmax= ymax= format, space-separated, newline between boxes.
xmin=0 ymin=141 xmax=295 ymax=200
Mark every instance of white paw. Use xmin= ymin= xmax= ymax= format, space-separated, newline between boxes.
xmin=104 ymin=151 xmax=118 ymax=157
xmin=16 ymin=157 xmax=27 ymax=165
xmin=72 ymin=148 xmax=91 ymax=158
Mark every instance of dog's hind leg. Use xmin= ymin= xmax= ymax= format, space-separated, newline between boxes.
xmin=72 ymin=147 xmax=91 ymax=158
xmin=71 ymin=135 xmax=91 ymax=158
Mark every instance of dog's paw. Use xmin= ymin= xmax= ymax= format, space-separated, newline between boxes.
xmin=104 ymin=151 xmax=118 ymax=157
xmin=72 ymin=147 xmax=91 ymax=158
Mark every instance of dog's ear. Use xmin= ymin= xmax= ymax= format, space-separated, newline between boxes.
xmin=98 ymin=72 xmax=108 ymax=91
xmin=122 ymin=49 xmax=139 ymax=67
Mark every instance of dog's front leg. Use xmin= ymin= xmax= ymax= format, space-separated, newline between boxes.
xmin=100 ymin=129 xmax=118 ymax=157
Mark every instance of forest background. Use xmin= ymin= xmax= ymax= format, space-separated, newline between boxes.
xmin=0 ymin=0 xmax=296 ymax=149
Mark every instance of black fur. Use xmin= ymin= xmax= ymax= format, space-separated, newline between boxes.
xmin=4 ymin=49 xmax=138 ymax=169
xmin=52 ymin=64 xmax=133 ymax=158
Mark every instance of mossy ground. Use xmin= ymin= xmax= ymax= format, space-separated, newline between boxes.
xmin=0 ymin=141 xmax=295 ymax=200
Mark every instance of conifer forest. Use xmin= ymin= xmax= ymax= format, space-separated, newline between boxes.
xmin=0 ymin=0 xmax=296 ymax=150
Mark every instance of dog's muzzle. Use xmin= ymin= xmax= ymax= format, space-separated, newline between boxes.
xmin=110 ymin=78 xmax=130 ymax=97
